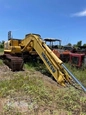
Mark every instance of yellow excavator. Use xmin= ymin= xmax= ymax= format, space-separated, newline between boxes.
xmin=0 ymin=31 xmax=86 ymax=92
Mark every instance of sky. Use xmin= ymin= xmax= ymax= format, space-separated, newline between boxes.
xmin=0 ymin=0 xmax=86 ymax=45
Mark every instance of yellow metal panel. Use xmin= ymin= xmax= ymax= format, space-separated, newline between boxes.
xmin=4 ymin=50 xmax=12 ymax=53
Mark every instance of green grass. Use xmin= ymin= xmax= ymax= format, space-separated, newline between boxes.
xmin=0 ymin=59 xmax=3 ymax=65
xmin=24 ymin=61 xmax=86 ymax=87
xmin=0 ymin=59 xmax=86 ymax=114
xmin=0 ymin=48 xmax=4 ymax=53
xmin=64 ymin=63 xmax=86 ymax=87
xmin=24 ymin=62 xmax=36 ymax=71
xmin=0 ymin=74 xmax=44 ymax=98
xmin=0 ymin=72 xmax=86 ymax=115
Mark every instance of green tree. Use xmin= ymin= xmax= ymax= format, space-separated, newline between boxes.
xmin=83 ymin=43 xmax=86 ymax=46
xmin=0 ymin=40 xmax=4 ymax=48
xmin=77 ymin=41 xmax=82 ymax=47
xmin=67 ymin=43 xmax=72 ymax=46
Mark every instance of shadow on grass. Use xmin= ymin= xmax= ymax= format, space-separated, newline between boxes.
xmin=24 ymin=60 xmax=56 ymax=81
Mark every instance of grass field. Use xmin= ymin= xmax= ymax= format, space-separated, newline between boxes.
xmin=0 ymin=61 xmax=86 ymax=115
xmin=0 ymin=49 xmax=86 ymax=115
xmin=0 ymin=48 xmax=3 ymax=52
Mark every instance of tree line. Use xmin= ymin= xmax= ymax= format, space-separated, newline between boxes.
xmin=65 ymin=41 xmax=86 ymax=47
xmin=0 ymin=40 xmax=4 ymax=48
xmin=0 ymin=40 xmax=86 ymax=49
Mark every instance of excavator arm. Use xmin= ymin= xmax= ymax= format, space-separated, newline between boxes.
xmin=20 ymin=34 xmax=71 ymax=86
xmin=20 ymin=34 xmax=86 ymax=92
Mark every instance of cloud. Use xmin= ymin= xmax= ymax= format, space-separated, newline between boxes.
xmin=71 ymin=9 xmax=86 ymax=17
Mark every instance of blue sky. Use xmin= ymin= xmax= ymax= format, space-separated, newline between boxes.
xmin=0 ymin=0 xmax=86 ymax=45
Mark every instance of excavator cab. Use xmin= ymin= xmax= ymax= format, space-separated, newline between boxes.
xmin=4 ymin=31 xmax=22 ymax=54
xmin=44 ymin=38 xmax=61 ymax=58
xmin=44 ymin=38 xmax=61 ymax=49
xmin=44 ymin=38 xmax=70 ymax=62
xmin=4 ymin=39 xmax=22 ymax=54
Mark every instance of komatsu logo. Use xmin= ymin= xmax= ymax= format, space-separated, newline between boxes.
xmin=41 ymin=52 xmax=56 ymax=73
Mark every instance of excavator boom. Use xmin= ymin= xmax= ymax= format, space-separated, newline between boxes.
xmin=20 ymin=34 xmax=72 ymax=86
xmin=20 ymin=34 xmax=86 ymax=92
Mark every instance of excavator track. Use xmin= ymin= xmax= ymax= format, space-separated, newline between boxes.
xmin=0 ymin=54 xmax=24 ymax=71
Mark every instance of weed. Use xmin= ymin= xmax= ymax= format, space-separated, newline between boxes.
xmin=0 ymin=59 xmax=3 ymax=65
xmin=0 ymin=48 xmax=4 ymax=53
xmin=24 ymin=62 xmax=37 ymax=71
xmin=64 ymin=63 xmax=86 ymax=87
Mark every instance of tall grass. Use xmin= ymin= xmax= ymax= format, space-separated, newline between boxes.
xmin=0 ymin=59 xmax=3 ymax=65
xmin=0 ymin=48 xmax=4 ymax=53
xmin=24 ymin=61 xmax=86 ymax=87
xmin=64 ymin=63 xmax=86 ymax=87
